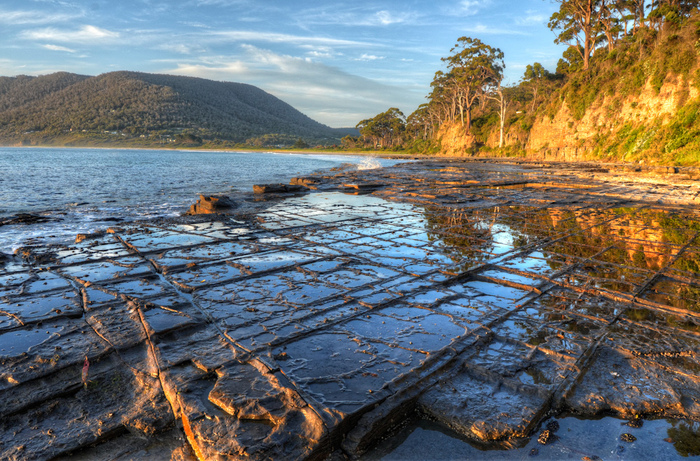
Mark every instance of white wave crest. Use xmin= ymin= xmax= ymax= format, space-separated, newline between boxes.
xmin=357 ymin=157 xmax=382 ymax=170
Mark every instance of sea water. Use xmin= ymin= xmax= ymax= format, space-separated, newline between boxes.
xmin=0 ymin=147 xmax=398 ymax=253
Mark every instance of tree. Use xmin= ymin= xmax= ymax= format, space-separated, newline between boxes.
xmin=356 ymin=108 xmax=406 ymax=149
xmin=293 ymin=138 xmax=309 ymax=149
xmin=613 ymin=0 xmax=646 ymax=34
xmin=484 ymin=83 xmax=509 ymax=148
xmin=648 ymin=0 xmax=700 ymax=31
xmin=599 ymin=0 xmax=624 ymax=51
xmin=556 ymin=45 xmax=586 ymax=74
xmin=549 ymin=0 xmax=601 ymax=70
xmin=522 ymin=63 xmax=553 ymax=111
xmin=406 ymin=104 xmax=433 ymax=141
xmin=439 ymin=37 xmax=505 ymax=132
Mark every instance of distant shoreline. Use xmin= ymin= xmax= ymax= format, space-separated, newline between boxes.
xmin=0 ymin=143 xmax=407 ymax=158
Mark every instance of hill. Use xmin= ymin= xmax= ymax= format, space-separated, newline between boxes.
xmin=0 ymin=71 xmax=344 ymax=147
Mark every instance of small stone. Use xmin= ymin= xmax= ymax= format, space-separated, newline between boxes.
xmin=620 ymin=433 xmax=636 ymax=443
xmin=625 ymin=418 xmax=643 ymax=428
xmin=529 ymin=447 xmax=539 ymax=456
xmin=546 ymin=420 xmax=560 ymax=432
xmin=538 ymin=429 xmax=555 ymax=445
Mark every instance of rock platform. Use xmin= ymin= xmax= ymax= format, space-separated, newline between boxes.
xmin=1 ymin=159 xmax=699 ymax=460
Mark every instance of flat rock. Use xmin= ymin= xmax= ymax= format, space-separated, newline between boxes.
xmin=253 ymin=184 xmax=305 ymax=194
xmin=2 ymin=159 xmax=700 ymax=459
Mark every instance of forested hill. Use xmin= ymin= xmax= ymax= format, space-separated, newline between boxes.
xmin=0 ymin=71 xmax=343 ymax=147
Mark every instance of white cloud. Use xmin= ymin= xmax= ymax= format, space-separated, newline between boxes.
xmin=20 ymin=25 xmax=120 ymax=44
xmin=294 ymin=6 xmax=418 ymax=28
xmin=304 ymin=46 xmax=338 ymax=59
xmin=42 ymin=44 xmax=77 ymax=53
xmin=458 ymin=0 xmax=491 ymax=16
xmin=157 ymin=43 xmax=205 ymax=55
xmin=517 ymin=10 xmax=547 ymax=26
xmin=463 ymin=23 xmax=528 ymax=36
xmin=189 ymin=0 xmax=253 ymax=6
xmin=372 ymin=10 xmax=414 ymax=26
xmin=0 ymin=9 xmax=80 ymax=25
xmin=357 ymin=54 xmax=385 ymax=61
xmin=210 ymin=30 xmax=371 ymax=48
xmin=164 ymin=46 xmax=424 ymax=127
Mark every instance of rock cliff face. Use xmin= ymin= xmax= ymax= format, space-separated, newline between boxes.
xmin=526 ymin=75 xmax=699 ymax=161
xmin=436 ymin=122 xmax=477 ymax=156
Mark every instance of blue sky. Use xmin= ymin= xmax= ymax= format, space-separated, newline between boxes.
xmin=2 ymin=0 xmax=562 ymax=127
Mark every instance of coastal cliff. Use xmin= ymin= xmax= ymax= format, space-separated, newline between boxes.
xmin=525 ymin=72 xmax=700 ymax=164
xmin=433 ymin=19 xmax=700 ymax=166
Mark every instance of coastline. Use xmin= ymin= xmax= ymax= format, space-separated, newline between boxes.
xmin=1 ymin=158 xmax=700 ymax=460
xmin=0 ymin=149 xmax=402 ymax=255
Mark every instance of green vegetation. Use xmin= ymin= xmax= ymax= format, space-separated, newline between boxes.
xmin=356 ymin=1 xmax=700 ymax=165
xmin=0 ymin=71 xmax=348 ymax=149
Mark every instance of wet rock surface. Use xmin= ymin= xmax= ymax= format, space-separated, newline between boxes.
xmin=186 ymin=195 xmax=236 ymax=215
xmin=1 ymin=159 xmax=700 ymax=460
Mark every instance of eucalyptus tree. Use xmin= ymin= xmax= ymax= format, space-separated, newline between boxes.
xmin=522 ymin=63 xmax=553 ymax=112
xmin=356 ymin=107 xmax=406 ymax=149
xmin=614 ymin=0 xmax=646 ymax=33
xmin=549 ymin=0 xmax=601 ymax=70
xmin=429 ymin=70 xmax=456 ymax=124
xmin=648 ymin=0 xmax=700 ymax=30
xmin=438 ymin=37 xmax=505 ymax=132
xmin=406 ymin=104 xmax=433 ymax=141
xmin=599 ymin=0 xmax=624 ymax=51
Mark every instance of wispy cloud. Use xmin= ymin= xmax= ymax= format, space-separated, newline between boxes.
xmin=293 ymin=5 xmax=419 ymax=28
xmin=302 ymin=46 xmax=339 ymax=59
xmin=0 ymin=9 xmax=81 ymax=25
xmin=42 ymin=44 xmax=77 ymax=53
xmin=457 ymin=0 xmax=492 ymax=16
xmin=165 ymin=45 xmax=424 ymax=126
xmin=157 ymin=43 xmax=206 ymax=55
xmin=463 ymin=23 xmax=528 ymax=36
xmin=189 ymin=0 xmax=256 ymax=6
xmin=368 ymin=10 xmax=416 ymax=26
xmin=210 ymin=30 xmax=371 ymax=48
xmin=356 ymin=54 xmax=385 ymax=61
xmin=516 ymin=10 xmax=547 ymax=26
xmin=20 ymin=25 xmax=120 ymax=44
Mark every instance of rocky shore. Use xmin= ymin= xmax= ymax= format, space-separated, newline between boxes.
xmin=1 ymin=159 xmax=700 ymax=460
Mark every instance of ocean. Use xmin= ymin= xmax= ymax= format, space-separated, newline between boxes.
xmin=0 ymin=147 xmax=399 ymax=254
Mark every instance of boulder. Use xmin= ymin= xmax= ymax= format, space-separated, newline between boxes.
xmin=187 ymin=195 xmax=236 ymax=215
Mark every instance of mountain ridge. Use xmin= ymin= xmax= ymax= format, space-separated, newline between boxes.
xmin=0 ymin=71 xmax=345 ymax=147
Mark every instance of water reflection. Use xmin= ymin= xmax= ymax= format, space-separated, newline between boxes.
xmin=667 ymin=420 xmax=700 ymax=457
xmin=424 ymin=204 xmax=700 ymax=318
xmin=366 ymin=416 xmax=700 ymax=460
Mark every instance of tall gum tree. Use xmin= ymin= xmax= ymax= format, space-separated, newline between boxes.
xmin=439 ymin=37 xmax=504 ymax=133
xmin=549 ymin=0 xmax=601 ymax=70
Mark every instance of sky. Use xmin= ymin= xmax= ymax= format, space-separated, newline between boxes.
xmin=1 ymin=0 xmax=563 ymax=127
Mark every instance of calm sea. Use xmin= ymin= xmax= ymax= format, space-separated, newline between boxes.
xmin=0 ymin=147 xmax=399 ymax=253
